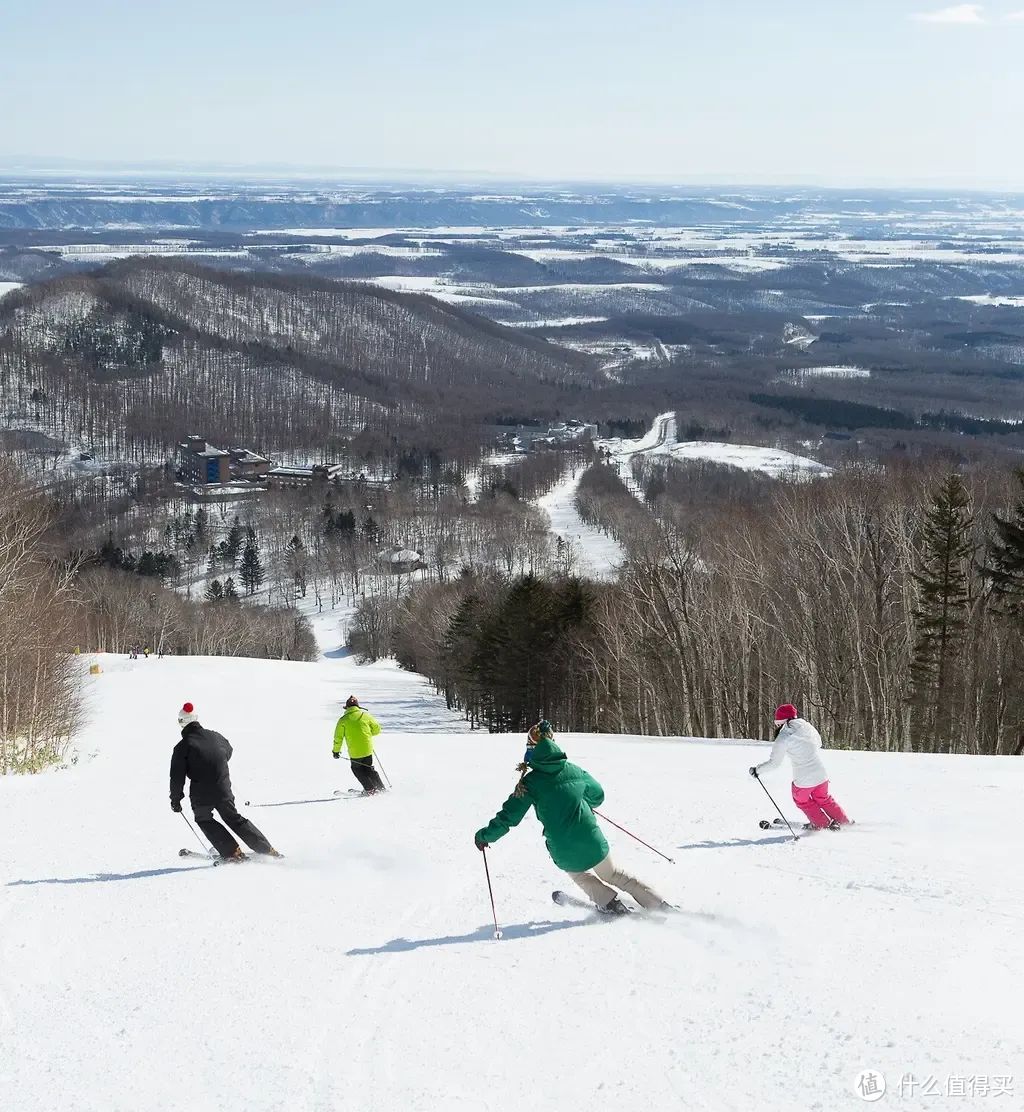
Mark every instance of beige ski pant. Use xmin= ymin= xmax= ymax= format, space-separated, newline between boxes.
xmin=565 ymin=853 xmax=664 ymax=910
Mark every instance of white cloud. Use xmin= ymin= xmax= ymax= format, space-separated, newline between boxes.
xmin=912 ymin=3 xmax=987 ymax=21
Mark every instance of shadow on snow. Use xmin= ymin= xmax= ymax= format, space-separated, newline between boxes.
xmin=346 ymin=918 xmax=587 ymax=955
xmin=677 ymin=835 xmax=796 ymax=850
xmin=7 ymin=865 xmax=210 ymax=886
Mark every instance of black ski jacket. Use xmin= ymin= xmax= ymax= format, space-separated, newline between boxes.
xmin=169 ymin=723 xmax=234 ymax=805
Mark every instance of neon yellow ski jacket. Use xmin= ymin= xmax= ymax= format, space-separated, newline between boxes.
xmin=332 ymin=707 xmax=381 ymax=759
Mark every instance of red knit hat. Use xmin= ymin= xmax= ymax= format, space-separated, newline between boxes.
xmin=773 ymin=703 xmax=798 ymax=725
xmin=178 ymin=701 xmax=199 ymax=727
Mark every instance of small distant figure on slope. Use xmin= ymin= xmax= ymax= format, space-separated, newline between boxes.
xmin=128 ymin=646 xmax=138 ymax=660
xmin=170 ymin=702 xmax=282 ymax=860
xmin=332 ymin=696 xmax=385 ymax=794
xmin=750 ymin=703 xmax=852 ymax=830
xmin=474 ymin=720 xmax=671 ymax=915
xmin=143 ymin=647 xmax=151 ymax=660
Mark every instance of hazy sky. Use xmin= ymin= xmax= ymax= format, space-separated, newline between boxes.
xmin=1 ymin=0 xmax=1022 ymax=187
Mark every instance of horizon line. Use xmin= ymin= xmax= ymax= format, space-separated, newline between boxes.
xmin=0 ymin=157 xmax=1022 ymax=195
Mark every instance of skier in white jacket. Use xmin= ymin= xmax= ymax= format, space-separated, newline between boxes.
xmin=750 ymin=704 xmax=851 ymax=830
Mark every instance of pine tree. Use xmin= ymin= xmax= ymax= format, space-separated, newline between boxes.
xmin=910 ymin=474 xmax=974 ymax=747
xmin=239 ymin=539 xmax=264 ymax=595
xmin=225 ymin=519 xmax=244 ymax=567
xmin=982 ymin=469 xmax=1024 ymax=619
xmin=223 ymin=576 xmax=240 ymax=602
xmin=286 ymin=534 xmax=307 ymax=597
xmin=205 ymin=579 xmax=224 ymax=602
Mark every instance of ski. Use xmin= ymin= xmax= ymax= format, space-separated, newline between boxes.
xmin=178 ymin=848 xmax=256 ymax=865
xmin=551 ymin=890 xmax=633 ymax=916
xmin=759 ymin=818 xmax=850 ymax=833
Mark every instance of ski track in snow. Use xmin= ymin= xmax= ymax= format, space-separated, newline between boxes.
xmin=2 ymin=641 xmax=1023 ymax=1110
xmin=536 ymin=467 xmax=625 ymax=579
xmin=533 ymin=410 xmax=828 ymax=580
xmin=1 ymin=496 xmax=1023 ymax=1110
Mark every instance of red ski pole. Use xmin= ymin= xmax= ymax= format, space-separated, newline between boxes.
xmin=594 ymin=810 xmax=675 ymax=864
xmin=481 ymin=847 xmax=503 ymax=939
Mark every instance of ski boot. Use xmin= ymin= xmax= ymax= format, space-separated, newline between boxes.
xmin=597 ymin=896 xmax=631 ymax=916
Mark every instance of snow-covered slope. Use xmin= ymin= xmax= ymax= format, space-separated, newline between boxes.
xmin=599 ymin=410 xmax=829 ymax=479
xmin=536 ymin=467 xmax=625 ymax=579
xmin=2 ymin=645 xmax=1022 ymax=1112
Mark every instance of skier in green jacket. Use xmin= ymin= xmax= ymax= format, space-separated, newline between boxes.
xmin=332 ymin=696 xmax=385 ymax=794
xmin=474 ymin=721 xmax=670 ymax=915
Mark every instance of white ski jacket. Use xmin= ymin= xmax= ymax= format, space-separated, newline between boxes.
xmin=755 ymin=717 xmax=829 ymax=788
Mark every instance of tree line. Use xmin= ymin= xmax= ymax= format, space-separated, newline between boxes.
xmin=364 ymin=458 xmax=1024 ymax=754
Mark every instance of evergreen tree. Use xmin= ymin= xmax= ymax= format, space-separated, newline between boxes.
xmin=910 ymin=474 xmax=974 ymax=747
xmin=472 ymin=575 xmax=561 ymax=731
xmin=223 ymin=576 xmax=240 ymax=602
xmin=239 ymin=539 xmax=265 ymax=595
xmin=225 ymin=518 xmax=244 ymax=567
xmin=205 ymin=579 xmax=224 ymax=602
xmin=193 ymin=507 xmax=209 ymax=545
xmin=286 ymin=534 xmax=308 ymax=597
xmin=982 ymin=469 xmax=1024 ymax=619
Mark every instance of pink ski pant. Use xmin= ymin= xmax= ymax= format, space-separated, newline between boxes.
xmin=791 ymin=781 xmax=849 ymax=828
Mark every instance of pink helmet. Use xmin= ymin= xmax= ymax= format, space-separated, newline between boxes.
xmin=773 ymin=703 xmax=798 ymax=725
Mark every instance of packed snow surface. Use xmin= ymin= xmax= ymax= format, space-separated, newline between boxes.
xmin=2 ymin=642 xmax=1022 ymax=1111
xmin=598 ymin=411 xmax=830 ymax=479
xmin=536 ymin=466 xmax=625 ymax=579
xmin=669 ymin=441 xmax=832 ymax=477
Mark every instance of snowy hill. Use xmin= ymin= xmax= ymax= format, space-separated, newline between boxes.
xmin=2 ymin=638 xmax=1022 ymax=1111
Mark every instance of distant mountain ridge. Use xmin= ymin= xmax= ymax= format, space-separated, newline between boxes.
xmin=0 ymin=259 xmax=593 ymax=464
xmin=3 ymin=182 xmax=1020 ymax=232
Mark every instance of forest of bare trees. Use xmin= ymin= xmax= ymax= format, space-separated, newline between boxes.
xmin=0 ymin=458 xmax=80 ymax=771
xmin=371 ymin=457 xmax=1024 ymax=755
xmin=0 ymin=262 xmax=595 ymax=474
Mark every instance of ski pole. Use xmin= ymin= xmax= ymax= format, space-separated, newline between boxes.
xmin=336 ymin=753 xmax=393 ymax=790
xmin=481 ymin=847 xmax=503 ymax=940
xmin=753 ymin=775 xmax=799 ymax=842
xmin=180 ymin=812 xmax=215 ymax=856
xmin=593 ymin=811 xmax=675 ymax=863
xmin=372 ymin=749 xmax=393 ymax=790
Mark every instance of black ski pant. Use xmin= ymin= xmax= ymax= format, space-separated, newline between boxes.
xmin=192 ymin=796 xmax=274 ymax=856
xmin=350 ymin=755 xmax=385 ymax=794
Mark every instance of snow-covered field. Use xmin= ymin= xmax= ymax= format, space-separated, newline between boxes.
xmin=598 ymin=411 xmax=830 ymax=480
xmin=668 ymin=441 xmax=832 ymax=477
xmin=785 ymin=364 xmax=871 ymax=380
xmin=0 ymin=281 xmax=23 ymax=299
xmin=958 ymin=294 xmax=1024 ymax=308
xmin=2 ymin=634 xmax=1022 ymax=1112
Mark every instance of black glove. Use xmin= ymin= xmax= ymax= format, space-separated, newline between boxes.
xmin=333 ymin=751 xmax=340 ymax=760
xmin=171 ymin=799 xmax=182 ymax=812
xmin=475 ymin=839 xmax=488 ymax=851
xmin=749 ymin=766 xmax=759 ymax=778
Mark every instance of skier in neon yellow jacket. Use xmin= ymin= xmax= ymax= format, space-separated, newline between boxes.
xmin=332 ymin=696 xmax=385 ymax=793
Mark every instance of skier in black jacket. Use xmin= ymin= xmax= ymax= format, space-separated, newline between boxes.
xmin=169 ymin=702 xmax=281 ymax=860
